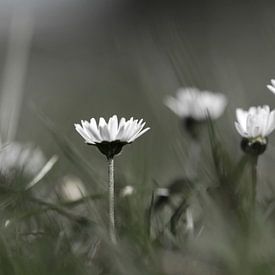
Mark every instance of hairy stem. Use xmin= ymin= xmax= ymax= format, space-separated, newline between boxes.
xmin=108 ymin=157 xmax=116 ymax=244
xmin=250 ymin=156 xmax=258 ymax=218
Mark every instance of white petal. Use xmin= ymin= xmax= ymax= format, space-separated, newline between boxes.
xmin=116 ymin=121 xmax=127 ymax=140
xmin=100 ymin=124 xmax=111 ymax=141
xmin=247 ymin=116 xmax=256 ymax=138
xmin=267 ymin=84 xmax=275 ymax=94
xmin=265 ymin=110 xmax=275 ymax=136
xmin=119 ymin=118 xmax=134 ymax=141
xmin=234 ymin=122 xmax=247 ymax=137
xmin=126 ymin=120 xmax=139 ymax=140
xmin=75 ymin=124 xmax=94 ymax=144
xmin=98 ymin=117 xmax=112 ymax=141
xmin=99 ymin=117 xmax=107 ymax=128
xmin=108 ymin=115 xmax=118 ymax=140
xmin=128 ymin=127 xmax=150 ymax=143
xmin=120 ymin=122 xmax=133 ymax=142
xmin=248 ymin=106 xmax=257 ymax=116
xmin=119 ymin=117 xmax=126 ymax=127
xmin=82 ymin=120 xmax=98 ymax=142
xmin=236 ymin=109 xmax=248 ymax=131
xmin=89 ymin=118 xmax=101 ymax=141
xmin=137 ymin=119 xmax=143 ymax=126
xmin=261 ymin=107 xmax=271 ymax=136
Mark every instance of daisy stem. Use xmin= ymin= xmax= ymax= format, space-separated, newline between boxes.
xmin=108 ymin=157 xmax=117 ymax=244
xmin=250 ymin=156 xmax=258 ymax=216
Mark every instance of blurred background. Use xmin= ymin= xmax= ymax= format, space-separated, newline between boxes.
xmin=2 ymin=0 xmax=275 ymax=144
xmin=1 ymin=0 xmax=275 ymax=274
xmin=0 ymin=0 xmax=273 ymax=177
xmin=0 ymin=0 xmax=274 ymax=159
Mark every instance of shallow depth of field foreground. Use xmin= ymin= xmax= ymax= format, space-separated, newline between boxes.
xmin=1 ymin=0 xmax=275 ymax=275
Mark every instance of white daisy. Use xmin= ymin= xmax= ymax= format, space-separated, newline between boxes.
xmin=267 ymin=79 xmax=275 ymax=94
xmin=235 ymin=106 xmax=275 ymax=140
xmin=74 ymin=115 xmax=150 ymax=158
xmin=235 ymin=106 xmax=275 ymax=155
xmin=164 ymin=87 xmax=227 ymax=121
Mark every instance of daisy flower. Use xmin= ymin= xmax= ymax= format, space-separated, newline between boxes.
xmin=164 ymin=87 xmax=227 ymax=121
xmin=74 ymin=115 xmax=150 ymax=243
xmin=235 ymin=105 xmax=275 ymax=155
xmin=75 ymin=115 xmax=150 ymax=159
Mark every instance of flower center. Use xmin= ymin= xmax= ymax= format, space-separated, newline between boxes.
xmin=94 ymin=140 xmax=128 ymax=159
xmin=241 ymin=137 xmax=267 ymax=156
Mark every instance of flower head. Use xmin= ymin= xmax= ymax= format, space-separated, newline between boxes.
xmin=120 ymin=185 xmax=135 ymax=197
xmin=0 ymin=142 xmax=46 ymax=178
xmin=75 ymin=115 xmax=150 ymax=158
xmin=235 ymin=105 xmax=275 ymax=155
xmin=59 ymin=176 xmax=86 ymax=202
xmin=164 ymin=87 xmax=227 ymax=121
xmin=267 ymin=79 xmax=275 ymax=94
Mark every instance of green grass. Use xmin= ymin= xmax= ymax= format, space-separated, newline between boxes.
xmin=0 ymin=111 xmax=274 ymax=275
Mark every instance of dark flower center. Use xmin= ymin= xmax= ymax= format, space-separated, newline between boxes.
xmin=90 ymin=140 xmax=128 ymax=159
xmin=241 ymin=137 xmax=267 ymax=156
xmin=183 ymin=117 xmax=205 ymax=140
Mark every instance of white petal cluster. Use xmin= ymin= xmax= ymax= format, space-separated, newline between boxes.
xmin=75 ymin=115 xmax=150 ymax=144
xmin=235 ymin=105 xmax=275 ymax=139
xmin=267 ymin=79 xmax=275 ymax=94
xmin=164 ymin=87 xmax=227 ymax=120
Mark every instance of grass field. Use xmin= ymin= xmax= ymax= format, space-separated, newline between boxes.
xmin=1 ymin=1 xmax=275 ymax=274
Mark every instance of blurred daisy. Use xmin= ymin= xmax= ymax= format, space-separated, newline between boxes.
xmin=60 ymin=176 xmax=86 ymax=202
xmin=75 ymin=115 xmax=150 ymax=159
xmin=267 ymin=79 xmax=275 ymax=94
xmin=0 ymin=142 xmax=46 ymax=178
xmin=235 ymin=105 xmax=275 ymax=155
xmin=155 ymin=187 xmax=170 ymax=197
xmin=164 ymin=87 xmax=227 ymax=121
xmin=120 ymin=185 xmax=135 ymax=197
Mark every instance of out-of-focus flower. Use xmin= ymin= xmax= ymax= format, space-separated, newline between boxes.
xmin=120 ymin=185 xmax=135 ymax=197
xmin=0 ymin=142 xmax=46 ymax=178
xmin=155 ymin=188 xmax=170 ymax=197
xmin=4 ymin=220 xmax=10 ymax=228
xmin=267 ymin=79 xmax=275 ymax=94
xmin=60 ymin=176 xmax=86 ymax=202
xmin=186 ymin=208 xmax=194 ymax=235
xmin=164 ymin=87 xmax=227 ymax=121
xmin=235 ymin=106 xmax=275 ymax=140
xmin=235 ymin=106 xmax=275 ymax=155
xmin=75 ymin=115 xmax=150 ymax=159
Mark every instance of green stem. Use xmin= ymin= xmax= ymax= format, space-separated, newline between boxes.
xmin=240 ymin=155 xmax=258 ymax=273
xmin=250 ymin=156 xmax=258 ymax=217
xmin=108 ymin=157 xmax=116 ymax=244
